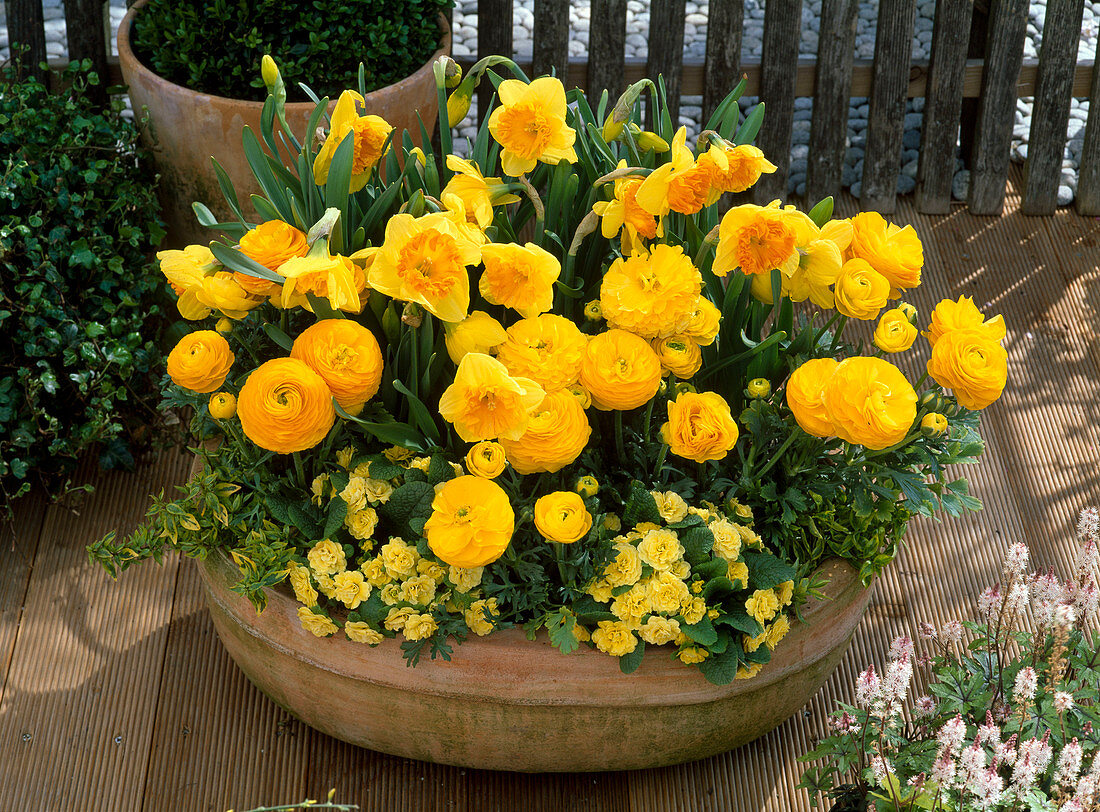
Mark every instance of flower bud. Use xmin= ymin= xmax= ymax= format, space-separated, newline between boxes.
xmin=209 ymin=391 xmax=237 ymax=420
xmin=447 ymin=78 xmax=475 ymax=127
xmin=215 ymin=317 xmax=233 ymax=334
xmin=575 ymin=475 xmax=599 ymax=498
xmin=261 ymin=55 xmax=280 ymax=89
xmin=897 ymin=302 xmax=918 ymax=324
xmin=921 ymin=412 xmax=948 ymax=437
xmin=602 ymin=115 xmax=625 ymax=142
xmin=583 ymin=300 xmax=603 ymax=321
xmin=746 ymin=378 xmax=771 ymax=398
xmin=673 ymin=381 xmax=696 ymax=396
xmin=636 ymin=130 xmax=670 ymax=153
xmin=441 ymin=56 xmax=463 ymax=89
xmin=401 ymin=302 xmax=424 ymax=328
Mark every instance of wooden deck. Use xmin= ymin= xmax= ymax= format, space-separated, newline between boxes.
xmin=2 ymin=174 xmax=1099 ymax=811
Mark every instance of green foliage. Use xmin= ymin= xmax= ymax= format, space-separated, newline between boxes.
xmin=131 ymin=0 xmax=453 ymax=101
xmin=0 ymin=61 xmax=166 ymax=514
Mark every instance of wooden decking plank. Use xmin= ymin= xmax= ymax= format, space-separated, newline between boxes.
xmin=140 ymin=557 xmax=311 ymax=811
xmin=1077 ymin=37 xmax=1100 ymax=214
xmin=0 ymin=450 xmax=190 ymax=809
xmin=0 ymin=489 xmax=48 ymax=706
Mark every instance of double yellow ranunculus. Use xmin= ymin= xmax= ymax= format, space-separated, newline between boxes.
xmin=167 ymin=330 xmax=235 ymax=394
xmin=534 ymin=491 xmax=593 ymax=544
xmin=423 ymin=476 xmax=515 ymax=568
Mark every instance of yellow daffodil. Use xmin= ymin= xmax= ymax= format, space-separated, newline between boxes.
xmin=697 ymin=143 xmax=778 ymax=203
xmin=442 ymin=155 xmax=520 ymax=229
xmin=277 ymin=241 xmax=364 ymax=314
xmin=313 ymin=90 xmax=393 ymax=192
xmin=438 ymin=352 xmax=545 ymax=442
xmin=368 ymin=212 xmax=482 ymax=323
xmin=444 ymin=310 xmax=508 ymax=364
xmin=488 ymin=77 xmax=578 ymax=177
xmin=712 ymin=201 xmax=815 ymax=279
xmin=635 ymin=127 xmax=711 ymax=218
xmin=592 ymin=160 xmax=658 ymax=256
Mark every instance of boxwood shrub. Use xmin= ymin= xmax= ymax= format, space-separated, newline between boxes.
xmin=131 ymin=0 xmax=452 ymax=102
xmin=0 ymin=62 xmax=167 ymax=514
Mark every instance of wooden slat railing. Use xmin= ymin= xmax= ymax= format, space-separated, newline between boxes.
xmin=5 ymin=0 xmax=1099 ymax=216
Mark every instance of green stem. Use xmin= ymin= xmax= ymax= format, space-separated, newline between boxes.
xmin=553 ymin=541 xmax=569 ymax=593
xmin=828 ymin=315 xmax=850 ymax=354
xmin=812 ymin=311 xmax=841 ymax=349
xmin=642 ymin=396 xmax=656 ymax=440
xmin=653 ymin=443 xmax=669 ymax=480
xmin=613 ymin=410 xmax=626 ymax=463
xmin=754 ymin=430 xmax=800 ymax=480
xmin=432 ymin=61 xmax=453 ymax=176
xmin=692 ymin=238 xmax=715 ymax=271
xmin=292 ymin=451 xmax=308 ymax=490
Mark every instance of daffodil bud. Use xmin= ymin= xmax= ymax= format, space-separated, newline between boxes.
xmin=746 ymin=378 xmax=771 ymax=398
xmin=636 ymin=130 xmax=670 ymax=153
xmin=441 ymin=56 xmax=463 ymax=89
xmin=602 ymin=115 xmax=625 ymax=142
xmin=447 ymin=78 xmax=475 ymax=127
xmin=261 ymin=55 xmax=279 ymax=89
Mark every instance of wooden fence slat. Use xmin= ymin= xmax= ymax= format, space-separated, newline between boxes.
xmin=62 ymin=0 xmax=110 ymax=106
xmin=1020 ymin=0 xmax=1087 ymax=214
xmin=1077 ymin=40 xmax=1100 ymax=214
xmin=647 ymin=0 xmax=688 ymax=127
xmin=7 ymin=0 xmax=50 ymax=83
xmin=753 ymin=0 xmax=803 ymax=204
xmin=532 ymin=0 xmax=570 ymax=80
xmin=587 ymin=0 xmax=628 ymax=102
xmin=702 ymin=0 xmax=743 ymax=123
xmin=861 ymin=0 xmax=919 ymax=212
xmin=968 ymin=0 xmax=1029 ymax=214
xmin=914 ymin=0 xmax=974 ymax=213
xmin=476 ymin=0 xmax=513 ymax=129
xmin=806 ymin=0 xmax=858 ymax=206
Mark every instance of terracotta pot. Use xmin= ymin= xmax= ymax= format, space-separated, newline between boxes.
xmin=197 ymin=549 xmax=871 ymax=772
xmin=117 ymin=1 xmax=450 ymax=248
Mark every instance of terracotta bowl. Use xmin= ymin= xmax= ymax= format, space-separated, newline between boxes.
xmin=117 ymin=1 xmax=450 ymax=247
xmin=197 ymin=549 xmax=871 ymax=772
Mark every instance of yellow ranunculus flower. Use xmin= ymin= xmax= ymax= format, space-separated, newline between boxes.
xmin=651 ymin=335 xmax=703 ymax=379
xmin=846 ymin=211 xmax=923 ymax=295
xmin=167 ymin=330 xmax=235 ymax=394
xmin=313 ymin=90 xmax=392 ymax=192
xmin=921 ymin=412 xmax=949 ymax=436
xmin=344 ymin=621 xmax=384 ymax=645
xmin=499 ymin=390 xmax=591 ymax=475
xmin=290 ymin=319 xmax=383 ymax=410
xmin=575 ymin=475 xmax=599 ymax=498
xmin=834 ymin=258 xmax=891 ymax=321
xmin=443 ymin=310 xmax=508 ymax=364
xmin=368 ymin=212 xmax=481 ymax=324
xmin=924 ymin=296 xmax=1007 ymax=348
xmin=208 ymin=391 xmax=237 ymax=419
xmin=592 ymin=161 xmax=659 ymax=255
xmin=786 ymin=358 xmax=838 ymax=438
xmin=237 ymin=220 xmax=308 ymax=295
xmin=465 ymin=440 xmax=507 ymax=479
xmin=424 ymin=475 xmax=515 ymax=568
xmin=660 ymin=391 xmax=739 ymax=463
xmin=926 ymin=328 xmax=1008 ymax=410
xmin=297 ymin=606 xmax=338 ymax=638
xmin=237 ymin=357 xmax=335 ymax=453
xmin=591 ymin=620 xmax=638 ymax=657
xmin=713 ymin=201 xmax=815 ymax=279
xmin=579 ymin=329 xmax=663 ymax=411
xmin=442 ymin=155 xmax=521 ymax=230
xmin=438 ymin=353 xmax=546 ymax=442
xmin=479 ymin=242 xmax=561 ymax=319
xmin=495 ymin=314 xmax=589 ymax=393
xmin=600 ymin=244 xmax=702 ymax=339
xmin=635 ymin=127 xmax=711 ymax=217
xmin=534 ymin=491 xmax=593 ymax=544
xmin=488 ymin=77 xmax=578 ymax=177
xmin=683 ymin=296 xmax=722 ymax=346
xmin=873 ymin=308 xmax=919 ymax=353
xmin=821 ymin=357 xmax=917 ymax=450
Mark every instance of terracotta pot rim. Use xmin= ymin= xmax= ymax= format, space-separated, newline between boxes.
xmin=199 ymin=549 xmax=870 ymax=708
xmin=118 ymin=0 xmax=451 ymax=109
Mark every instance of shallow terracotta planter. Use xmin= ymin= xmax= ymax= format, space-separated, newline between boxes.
xmin=118 ymin=1 xmax=450 ymax=247
xmin=197 ymin=550 xmax=871 ymax=772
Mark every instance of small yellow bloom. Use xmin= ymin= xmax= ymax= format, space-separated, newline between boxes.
xmin=424 ymin=476 xmax=515 ymax=568
xmin=443 ymin=310 xmax=508 ymax=364
xmin=404 ymin=612 xmax=439 ymax=641
xmin=360 ymin=557 xmax=393 ymax=588
xmin=344 ymin=507 xmax=379 ymax=542
xmin=603 ymin=542 xmax=643 ymax=587
xmin=297 ymin=606 xmax=337 ymax=638
xmin=924 ymin=296 xmax=1007 ymax=348
xmin=288 ymin=565 xmax=318 ymax=607
xmin=746 ymin=378 xmax=771 ymax=399
xmin=488 ymin=77 xmax=578 ymax=177
xmin=449 ymin=565 xmax=485 ymax=593
xmin=678 ymin=646 xmax=709 ymax=664
xmin=465 ymin=440 xmax=507 ymax=478
xmin=208 ymin=391 xmax=237 ymax=419
xmin=307 ymin=539 xmax=347 ymax=577
xmin=260 ymin=54 xmax=279 ymax=88
xmin=534 ymin=491 xmax=593 ymax=544
xmin=651 ymin=491 xmax=689 ymax=523
xmin=591 ymin=620 xmax=638 ymax=657
xmin=651 ymin=335 xmax=703 ymax=379
xmin=745 ymin=589 xmax=780 ymax=624
xmin=380 ymin=537 xmax=419 ymax=580
xmin=683 ymin=297 xmax=722 ymax=346
xmin=384 ymin=606 xmax=416 ymax=631
xmin=167 ymin=331 xmax=235 ymax=394
xmin=313 ymin=91 xmax=392 ymax=191
xmin=335 ymin=446 xmax=355 ymax=469
xmin=765 ymin=614 xmax=791 ymax=649
xmin=727 ymin=560 xmax=749 ymax=589
xmin=646 ymin=571 xmax=691 ymax=615
xmin=215 ymin=317 xmax=233 ymax=334
xmin=464 ymin=598 xmax=499 ymax=636
xmin=660 ymin=391 xmax=739 ymax=463
xmin=639 ymin=615 xmax=681 ymax=646
xmin=575 ymin=475 xmax=599 ymax=498
xmin=438 ymin=353 xmax=546 ymax=442
xmin=736 ymin=662 xmax=765 ymax=680
xmin=637 ymin=527 xmax=685 ymax=572
xmin=344 ymin=621 xmax=384 ymax=645
xmin=921 ymin=412 xmax=949 ymax=436
xmin=331 ymin=570 xmax=371 ymax=609
xmin=710 ymin=519 xmax=742 ymax=561
xmin=399 ymin=574 xmax=438 ymax=607
xmin=874 ymin=308 xmax=919 ymax=353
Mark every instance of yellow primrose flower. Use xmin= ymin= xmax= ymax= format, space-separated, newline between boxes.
xmin=591 ymin=620 xmax=638 ymax=657
xmin=331 ymin=570 xmax=372 ymax=609
xmin=592 ymin=161 xmax=659 ymax=255
xmin=678 ymin=646 xmax=709 ymax=664
xmin=745 ymin=588 xmax=781 ymax=624
xmin=637 ymin=527 xmax=685 ymax=572
xmin=651 ymin=490 xmax=689 ymax=523
xmin=639 ymin=615 xmax=681 ymax=646
xmin=635 ymin=127 xmax=711 ymax=217
xmin=442 ymin=155 xmax=520 ymax=229
xmin=443 ymin=310 xmax=508 ymax=364
xmin=344 ymin=621 xmax=384 ymax=645
xmin=297 ymin=607 xmax=338 ymax=638
xmin=600 ymin=243 xmax=702 ymax=339
xmin=368 ymin=212 xmax=481 ymax=323
xmin=713 ymin=201 xmax=815 ymax=279
xmin=479 ymin=242 xmax=562 ymax=319
xmin=494 ymin=314 xmax=588 ymax=393
xmin=438 ymin=352 xmax=546 ymax=442
xmin=846 ymin=211 xmax=924 ymax=295
xmin=287 ymin=565 xmax=318 ymax=607
xmin=449 ymin=565 xmax=485 ymax=593
xmin=465 ymin=598 xmax=500 ymax=636
xmin=424 ymin=475 xmax=515 ymax=568
xmin=488 ymin=77 xmax=578 ymax=177
xmin=313 ymin=90 xmax=392 ymax=191
xmin=604 ymin=541 xmax=642 ymax=587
